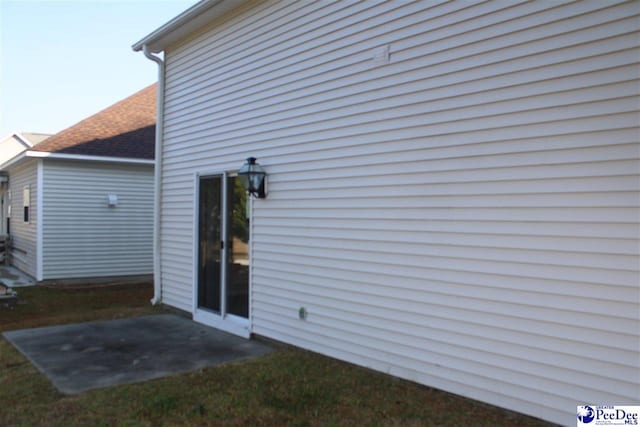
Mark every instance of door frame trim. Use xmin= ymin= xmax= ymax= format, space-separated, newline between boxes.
xmin=192 ymin=171 xmax=251 ymax=338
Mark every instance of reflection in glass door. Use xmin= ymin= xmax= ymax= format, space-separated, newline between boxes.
xmin=226 ymin=176 xmax=249 ymax=318
xmin=197 ymin=174 xmax=249 ymax=323
xmin=198 ymin=176 xmax=222 ymax=313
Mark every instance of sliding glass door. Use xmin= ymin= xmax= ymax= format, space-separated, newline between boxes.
xmin=196 ymin=174 xmax=250 ymax=336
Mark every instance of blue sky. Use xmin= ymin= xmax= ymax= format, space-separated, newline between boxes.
xmin=0 ymin=0 xmax=195 ymax=138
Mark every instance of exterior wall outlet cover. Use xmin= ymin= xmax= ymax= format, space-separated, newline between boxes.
xmin=298 ymin=307 xmax=307 ymax=320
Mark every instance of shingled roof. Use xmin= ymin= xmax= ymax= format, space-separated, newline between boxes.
xmin=31 ymin=84 xmax=157 ymax=160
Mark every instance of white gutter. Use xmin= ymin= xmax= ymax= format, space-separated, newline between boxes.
xmin=142 ymin=44 xmax=165 ymax=306
xmin=1 ymin=151 xmax=153 ymax=172
xmin=24 ymin=151 xmax=155 ymax=165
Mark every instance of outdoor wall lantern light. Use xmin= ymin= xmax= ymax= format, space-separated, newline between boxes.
xmin=238 ymin=157 xmax=267 ymax=199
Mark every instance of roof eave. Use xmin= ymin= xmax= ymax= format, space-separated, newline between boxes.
xmin=132 ymin=0 xmax=245 ymax=53
xmin=25 ymin=151 xmax=155 ymax=165
xmin=1 ymin=151 xmax=155 ymax=171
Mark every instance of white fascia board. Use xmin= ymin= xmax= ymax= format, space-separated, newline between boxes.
xmin=132 ymin=0 xmax=245 ymax=53
xmin=24 ymin=151 xmax=155 ymax=165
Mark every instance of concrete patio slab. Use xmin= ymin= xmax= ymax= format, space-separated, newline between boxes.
xmin=2 ymin=314 xmax=273 ymax=394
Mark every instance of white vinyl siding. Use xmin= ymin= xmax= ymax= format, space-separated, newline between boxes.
xmin=41 ymin=160 xmax=153 ymax=280
xmin=159 ymin=1 xmax=640 ymax=425
xmin=7 ymin=159 xmax=38 ymax=278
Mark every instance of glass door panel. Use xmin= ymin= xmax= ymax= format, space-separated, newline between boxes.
xmin=198 ymin=176 xmax=222 ymax=313
xmin=226 ymin=176 xmax=249 ymax=318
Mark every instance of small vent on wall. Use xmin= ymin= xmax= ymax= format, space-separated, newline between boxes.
xmin=372 ymin=44 xmax=390 ymax=66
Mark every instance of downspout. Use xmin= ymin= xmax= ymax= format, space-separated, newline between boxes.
xmin=143 ymin=44 xmax=164 ymax=305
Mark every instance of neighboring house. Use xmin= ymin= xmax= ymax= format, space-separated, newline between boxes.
xmin=0 ymin=84 xmax=156 ymax=282
xmin=133 ymin=2 xmax=639 ymax=425
xmin=0 ymin=133 xmax=52 ymax=236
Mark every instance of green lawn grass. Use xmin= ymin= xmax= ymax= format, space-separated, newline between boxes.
xmin=0 ymin=284 xmax=553 ymax=426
